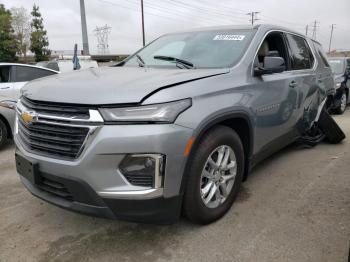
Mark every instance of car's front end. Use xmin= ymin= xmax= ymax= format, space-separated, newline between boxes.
xmin=329 ymin=58 xmax=348 ymax=113
xmin=14 ymin=95 xmax=196 ymax=223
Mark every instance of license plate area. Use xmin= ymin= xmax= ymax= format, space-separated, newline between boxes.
xmin=15 ymin=154 xmax=40 ymax=184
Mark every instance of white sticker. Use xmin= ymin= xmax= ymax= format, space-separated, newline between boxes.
xmin=213 ymin=35 xmax=245 ymax=41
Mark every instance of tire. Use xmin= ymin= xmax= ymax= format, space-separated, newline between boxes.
xmin=0 ymin=119 xmax=8 ymax=149
xmin=183 ymin=126 xmax=244 ymax=224
xmin=334 ymin=91 xmax=347 ymax=114
xmin=318 ymin=109 xmax=345 ymax=144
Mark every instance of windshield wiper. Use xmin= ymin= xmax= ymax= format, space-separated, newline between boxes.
xmin=153 ymin=55 xmax=194 ymax=69
xmin=136 ymin=54 xmax=146 ymax=67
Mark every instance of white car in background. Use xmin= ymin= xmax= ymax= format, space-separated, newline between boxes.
xmin=36 ymin=56 xmax=99 ymax=73
xmin=0 ymin=63 xmax=58 ymax=148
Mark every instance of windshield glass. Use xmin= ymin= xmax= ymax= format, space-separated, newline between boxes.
xmin=329 ymin=59 xmax=345 ymax=74
xmin=124 ymin=29 xmax=255 ymax=69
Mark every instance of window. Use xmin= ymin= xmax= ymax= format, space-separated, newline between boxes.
xmin=286 ymin=34 xmax=314 ymax=70
xmin=124 ymin=29 xmax=255 ymax=68
xmin=14 ymin=66 xmax=56 ymax=82
xmin=46 ymin=62 xmax=59 ymax=72
xmin=0 ymin=66 xmax=11 ymax=83
xmin=329 ymin=59 xmax=345 ymax=74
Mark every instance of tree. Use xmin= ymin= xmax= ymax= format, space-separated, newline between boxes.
xmin=11 ymin=7 xmax=31 ymax=62
xmin=0 ymin=4 xmax=18 ymax=62
xmin=30 ymin=4 xmax=50 ymax=62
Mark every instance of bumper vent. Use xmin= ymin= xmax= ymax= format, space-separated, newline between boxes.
xmin=38 ymin=177 xmax=73 ymax=201
xmin=123 ymin=173 xmax=154 ymax=187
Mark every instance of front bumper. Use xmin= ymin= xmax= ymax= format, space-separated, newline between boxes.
xmin=15 ymin=123 xmax=193 ymax=223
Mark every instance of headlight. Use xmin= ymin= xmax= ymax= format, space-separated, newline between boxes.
xmin=0 ymin=100 xmax=16 ymax=110
xmin=99 ymin=99 xmax=191 ymax=123
xmin=335 ymin=83 xmax=342 ymax=89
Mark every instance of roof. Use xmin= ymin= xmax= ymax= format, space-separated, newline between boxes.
xmin=0 ymin=63 xmax=59 ymax=73
xmin=168 ymin=23 xmax=304 ymax=35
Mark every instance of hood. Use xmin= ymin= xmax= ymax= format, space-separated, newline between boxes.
xmin=22 ymin=66 xmax=229 ymax=105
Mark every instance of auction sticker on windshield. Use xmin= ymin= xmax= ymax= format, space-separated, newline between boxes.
xmin=213 ymin=35 xmax=246 ymax=41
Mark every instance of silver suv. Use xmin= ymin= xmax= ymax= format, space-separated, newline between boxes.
xmin=15 ymin=25 xmax=336 ymax=224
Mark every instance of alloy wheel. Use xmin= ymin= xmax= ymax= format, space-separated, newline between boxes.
xmin=200 ymin=145 xmax=237 ymax=208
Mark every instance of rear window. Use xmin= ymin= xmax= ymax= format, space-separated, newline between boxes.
xmin=286 ymin=34 xmax=314 ymax=70
xmin=15 ymin=66 xmax=56 ymax=82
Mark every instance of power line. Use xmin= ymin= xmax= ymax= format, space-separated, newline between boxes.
xmin=246 ymin=11 xmax=260 ymax=26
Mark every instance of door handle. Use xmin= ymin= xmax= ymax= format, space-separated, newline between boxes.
xmin=289 ymin=81 xmax=298 ymax=88
xmin=0 ymin=86 xmax=10 ymax=90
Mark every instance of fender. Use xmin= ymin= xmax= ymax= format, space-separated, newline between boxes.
xmin=179 ymin=110 xmax=255 ymax=195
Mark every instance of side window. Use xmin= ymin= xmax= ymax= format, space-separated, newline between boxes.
xmin=47 ymin=62 xmax=59 ymax=72
xmin=14 ymin=66 xmax=56 ymax=82
xmin=0 ymin=66 xmax=11 ymax=83
xmin=286 ymin=34 xmax=313 ymax=70
xmin=315 ymin=44 xmax=330 ymax=67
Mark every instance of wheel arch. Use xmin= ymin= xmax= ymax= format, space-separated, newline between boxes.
xmin=180 ymin=111 xmax=254 ymax=195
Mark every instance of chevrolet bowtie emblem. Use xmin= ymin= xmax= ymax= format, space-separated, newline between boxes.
xmin=21 ymin=111 xmax=38 ymax=124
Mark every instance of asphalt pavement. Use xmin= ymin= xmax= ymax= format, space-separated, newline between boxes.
xmin=0 ymin=111 xmax=349 ymax=262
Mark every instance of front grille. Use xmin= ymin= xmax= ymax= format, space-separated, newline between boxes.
xmin=38 ymin=177 xmax=73 ymax=201
xmin=17 ymin=98 xmax=93 ymax=160
xmin=21 ymin=97 xmax=90 ymax=119
xmin=123 ymin=173 xmax=154 ymax=187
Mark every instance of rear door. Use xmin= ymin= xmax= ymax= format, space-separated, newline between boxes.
xmin=284 ymin=33 xmax=321 ymax=130
xmin=0 ymin=65 xmax=15 ymax=100
xmin=11 ymin=65 xmax=57 ymax=99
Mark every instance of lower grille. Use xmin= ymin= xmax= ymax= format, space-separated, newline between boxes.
xmin=38 ymin=177 xmax=73 ymax=201
xmin=18 ymin=117 xmax=89 ymax=160
xmin=123 ymin=173 xmax=154 ymax=187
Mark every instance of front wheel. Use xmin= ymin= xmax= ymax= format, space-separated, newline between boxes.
xmin=0 ymin=119 xmax=8 ymax=149
xmin=183 ymin=126 xmax=244 ymax=224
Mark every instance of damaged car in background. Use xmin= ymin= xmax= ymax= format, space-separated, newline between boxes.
xmin=14 ymin=24 xmax=345 ymax=225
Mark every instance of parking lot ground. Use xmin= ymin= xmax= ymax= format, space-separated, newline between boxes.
xmin=0 ymin=112 xmax=349 ymax=262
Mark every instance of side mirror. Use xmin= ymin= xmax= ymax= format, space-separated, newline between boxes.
xmin=254 ymin=56 xmax=286 ymax=76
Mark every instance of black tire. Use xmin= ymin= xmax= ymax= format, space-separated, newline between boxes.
xmin=318 ymin=109 xmax=345 ymax=144
xmin=334 ymin=90 xmax=347 ymax=115
xmin=183 ymin=126 xmax=244 ymax=224
xmin=0 ymin=119 xmax=8 ymax=149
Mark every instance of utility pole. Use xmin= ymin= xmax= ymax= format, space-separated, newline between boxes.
xmin=141 ymin=0 xmax=145 ymax=46
xmin=247 ymin=11 xmax=260 ymax=26
xmin=305 ymin=25 xmax=309 ymax=36
xmin=311 ymin=20 xmax=320 ymax=40
xmin=79 ymin=0 xmax=90 ymax=55
xmin=328 ymin=24 xmax=336 ymax=53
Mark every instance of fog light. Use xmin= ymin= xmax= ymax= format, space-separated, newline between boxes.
xmin=119 ymin=154 xmax=165 ymax=188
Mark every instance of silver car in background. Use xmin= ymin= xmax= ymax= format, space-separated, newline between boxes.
xmin=14 ymin=24 xmax=340 ymax=224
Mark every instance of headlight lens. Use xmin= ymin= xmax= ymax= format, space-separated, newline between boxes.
xmin=99 ymin=99 xmax=191 ymax=123
xmin=335 ymin=83 xmax=342 ymax=89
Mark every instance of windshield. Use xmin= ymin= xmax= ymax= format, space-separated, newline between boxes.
xmin=329 ymin=59 xmax=345 ymax=75
xmin=124 ymin=29 xmax=255 ymax=69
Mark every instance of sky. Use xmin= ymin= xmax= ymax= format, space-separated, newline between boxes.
xmin=2 ymin=0 xmax=350 ymax=54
